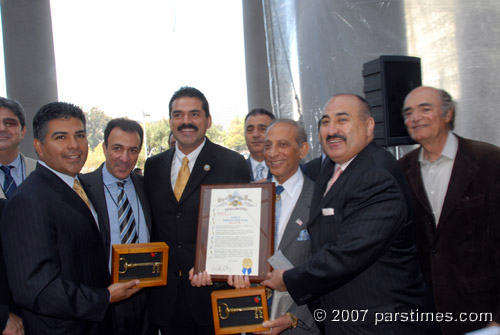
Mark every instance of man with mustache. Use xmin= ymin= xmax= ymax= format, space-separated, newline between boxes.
xmin=144 ymin=86 xmax=250 ymax=334
xmin=399 ymin=86 xmax=500 ymax=334
xmin=0 ymin=97 xmax=36 ymax=199
xmin=262 ymin=94 xmax=439 ymax=334
xmin=244 ymin=108 xmax=275 ymax=181
xmin=80 ymin=118 xmax=155 ymax=335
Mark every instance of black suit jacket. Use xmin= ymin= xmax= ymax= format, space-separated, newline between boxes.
xmin=0 ymin=198 xmax=9 ymax=332
xmin=80 ymin=163 xmax=153 ymax=265
xmin=0 ymin=164 xmax=112 ymax=335
xmin=284 ymin=141 xmax=437 ymax=334
xmin=399 ymin=135 xmax=500 ymax=335
xmin=144 ymin=139 xmax=250 ymax=326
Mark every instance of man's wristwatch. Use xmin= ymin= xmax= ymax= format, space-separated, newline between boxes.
xmin=286 ymin=312 xmax=298 ymax=329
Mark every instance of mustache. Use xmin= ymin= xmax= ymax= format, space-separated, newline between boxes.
xmin=326 ymin=134 xmax=346 ymax=141
xmin=177 ymin=124 xmax=199 ymax=131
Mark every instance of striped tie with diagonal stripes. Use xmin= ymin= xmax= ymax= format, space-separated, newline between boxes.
xmin=117 ymin=181 xmax=137 ymax=244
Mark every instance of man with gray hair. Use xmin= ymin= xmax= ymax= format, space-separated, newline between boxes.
xmin=400 ymin=86 xmax=500 ymax=334
xmin=0 ymin=97 xmax=36 ymax=199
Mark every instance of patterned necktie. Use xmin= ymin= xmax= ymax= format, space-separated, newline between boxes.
xmin=255 ymin=163 xmax=265 ymax=181
xmin=274 ymin=185 xmax=285 ymax=252
xmin=324 ymin=166 xmax=343 ymax=196
xmin=1 ymin=165 xmax=17 ymax=198
xmin=174 ymin=156 xmax=190 ymax=201
xmin=73 ymin=179 xmax=91 ymax=209
xmin=117 ymin=181 xmax=138 ymax=244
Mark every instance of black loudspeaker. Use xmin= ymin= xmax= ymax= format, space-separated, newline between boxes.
xmin=362 ymin=55 xmax=421 ymax=146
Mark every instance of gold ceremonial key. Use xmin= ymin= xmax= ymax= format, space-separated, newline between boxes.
xmin=218 ymin=302 xmax=264 ymax=320
xmin=119 ymin=257 xmax=162 ymax=274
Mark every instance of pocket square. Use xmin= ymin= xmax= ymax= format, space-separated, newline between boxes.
xmin=297 ymin=229 xmax=311 ymax=241
xmin=322 ymin=208 xmax=334 ymax=216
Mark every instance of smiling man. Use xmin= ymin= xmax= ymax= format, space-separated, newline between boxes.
xmin=0 ymin=102 xmax=140 ymax=335
xmin=399 ymin=86 xmax=500 ymax=334
xmin=262 ymin=94 xmax=439 ymax=334
xmin=144 ymin=86 xmax=250 ymax=334
xmin=80 ymin=118 xmax=154 ymax=335
xmin=244 ymin=108 xmax=275 ymax=181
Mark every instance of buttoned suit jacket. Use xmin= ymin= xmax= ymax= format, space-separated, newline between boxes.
xmin=144 ymin=138 xmax=250 ymax=327
xmin=399 ymin=135 xmax=500 ymax=335
xmin=0 ymin=153 xmax=37 ymax=199
xmin=283 ymin=141 xmax=438 ymax=335
xmin=80 ymin=163 xmax=153 ymax=265
xmin=274 ymin=176 xmax=320 ymax=335
xmin=0 ymin=164 xmax=112 ymax=335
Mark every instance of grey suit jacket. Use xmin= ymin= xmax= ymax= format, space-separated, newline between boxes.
xmin=0 ymin=153 xmax=37 ymax=199
xmin=80 ymin=163 xmax=153 ymax=265
xmin=273 ymin=176 xmax=320 ymax=334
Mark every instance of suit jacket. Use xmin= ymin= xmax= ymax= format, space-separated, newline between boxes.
xmin=80 ymin=163 xmax=153 ymax=265
xmin=274 ymin=176 xmax=320 ymax=335
xmin=304 ymin=156 xmax=325 ymax=182
xmin=0 ymin=153 xmax=37 ymax=199
xmin=247 ymin=157 xmax=272 ymax=181
xmin=144 ymin=138 xmax=250 ymax=326
xmin=0 ymin=164 xmax=112 ymax=335
xmin=399 ymin=135 xmax=500 ymax=335
xmin=283 ymin=141 xmax=438 ymax=335
xmin=0 ymin=198 xmax=9 ymax=332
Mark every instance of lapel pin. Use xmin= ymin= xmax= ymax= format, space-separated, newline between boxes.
xmin=296 ymin=219 xmax=304 ymax=226
xmin=203 ymin=164 xmax=211 ymax=171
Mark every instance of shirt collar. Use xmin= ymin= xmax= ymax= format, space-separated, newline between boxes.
xmin=38 ymin=160 xmax=77 ymax=188
xmin=174 ymin=138 xmax=206 ymax=165
xmin=249 ymin=156 xmax=266 ymax=170
xmin=418 ymin=131 xmax=458 ymax=163
xmin=272 ymin=167 xmax=303 ymax=196
xmin=102 ymin=163 xmax=132 ymax=187
xmin=0 ymin=154 xmax=21 ymax=169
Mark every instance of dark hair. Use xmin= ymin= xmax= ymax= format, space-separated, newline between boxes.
xmin=104 ymin=118 xmax=144 ymax=148
xmin=33 ymin=102 xmax=86 ymax=142
xmin=244 ymin=108 xmax=275 ymax=123
xmin=169 ymin=86 xmax=210 ymax=117
xmin=266 ymin=119 xmax=308 ymax=146
xmin=438 ymin=89 xmax=456 ymax=130
xmin=0 ymin=97 xmax=26 ymax=129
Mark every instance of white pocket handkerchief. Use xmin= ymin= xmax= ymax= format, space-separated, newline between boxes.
xmin=322 ymin=208 xmax=334 ymax=216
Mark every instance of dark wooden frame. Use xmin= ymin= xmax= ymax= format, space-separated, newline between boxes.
xmin=211 ymin=287 xmax=269 ymax=334
xmin=194 ymin=183 xmax=275 ymax=282
xmin=111 ymin=242 xmax=168 ymax=287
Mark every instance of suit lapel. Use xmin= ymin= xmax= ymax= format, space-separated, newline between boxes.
xmin=130 ymin=173 xmax=153 ymax=233
xmin=279 ymin=177 xmax=314 ymax=251
xmin=404 ymin=149 xmax=434 ymax=223
xmin=247 ymin=158 xmax=254 ymax=180
xmin=438 ymin=138 xmax=478 ymax=227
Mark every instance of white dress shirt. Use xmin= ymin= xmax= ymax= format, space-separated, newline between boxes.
xmin=170 ymin=138 xmax=206 ymax=190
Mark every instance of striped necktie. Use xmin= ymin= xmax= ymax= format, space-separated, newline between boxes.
xmin=117 ymin=181 xmax=138 ymax=244
xmin=255 ymin=163 xmax=264 ymax=181
xmin=1 ymin=165 xmax=17 ymax=198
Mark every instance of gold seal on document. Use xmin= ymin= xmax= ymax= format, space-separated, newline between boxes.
xmin=242 ymin=258 xmax=253 ymax=269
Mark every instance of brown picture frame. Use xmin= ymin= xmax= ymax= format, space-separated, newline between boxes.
xmin=194 ymin=183 xmax=275 ymax=282
xmin=211 ymin=287 xmax=269 ymax=334
xmin=111 ymin=242 xmax=168 ymax=287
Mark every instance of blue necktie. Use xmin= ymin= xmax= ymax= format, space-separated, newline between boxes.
xmin=255 ymin=163 xmax=265 ymax=181
xmin=274 ymin=185 xmax=285 ymax=252
xmin=117 ymin=181 xmax=138 ymax=244
xmin=1 ymin=165 xmax=17 ymax=198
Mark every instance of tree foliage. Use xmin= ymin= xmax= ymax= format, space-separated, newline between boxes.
xmin=85 ymin=107 xmax=112 ymax=150
xmin=223 ymin=116 xmax=246 ymax=152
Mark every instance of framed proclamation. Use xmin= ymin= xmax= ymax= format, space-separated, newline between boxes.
xmin=211 ymin=287 xmax=269 ymax=334
xmin=111 ymin=242 xmax=168 ymax=287
xmin=194 ymin=183 xmax=275 ymax=282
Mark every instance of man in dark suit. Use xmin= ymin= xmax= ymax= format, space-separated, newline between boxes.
xmin=80 ymin=118 xmax=154 ymax=335
xmin=244 ymin=108 xmax=275 ymax=181
xmin=0 ymin=198 xmax=24 ymax=335
xmin=0 ymin=102 xmax=140 ymax=335
xmin=144 ymin=86 xmax=250 ymax=334
xmin=258 ymin=119 xmax=319 ymax=334
xmin=263 ymin=94 xmax=438 ymax=334
xmin=399 ymin=86 xmax=500 ymax=335
xmin=304 ymin=120 xmax=327 ymax=182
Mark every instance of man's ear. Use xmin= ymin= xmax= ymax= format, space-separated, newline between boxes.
xmin=299 ymin=142 xmax=310 ymax=160
xmin=34 ymin=139 xmax=43 ymax=159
